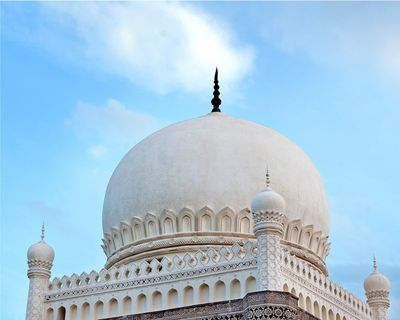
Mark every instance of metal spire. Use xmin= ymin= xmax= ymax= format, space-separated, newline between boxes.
xmin=373 ymin=256 xmax=377 ymax=272
xmin=41 ymin=223 xmax=45 ymax=241
xmin=211 ymin=68 xmax=221 ymax=112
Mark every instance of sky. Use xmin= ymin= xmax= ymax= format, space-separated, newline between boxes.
xmin=1 ymin=2 xmax=399 ymax=319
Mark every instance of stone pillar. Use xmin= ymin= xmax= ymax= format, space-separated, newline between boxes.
xmin=252 ymin=210 xmax=285 ymax=291
xmin=26 ymin=226 xmax=55 ymax=320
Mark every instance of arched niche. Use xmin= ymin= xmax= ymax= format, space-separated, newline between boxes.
xmin=199 ymin=283 xmax=210 ymax=303
xmin=230 ymin=279 xmax=241 ymax=299
xmin=183 ymin=286 xmax=194 ymax=306
xmin=122 ymin=296 xmax=133 ymax=314
xmin=81 ymin=303 xmax=89 ymax=320
xmin=137 ymin=294 xmax=147 ymax=313
xmin=197 ymin=207 xmax=215 ymax=231
xmin=245 ymin=276 xmax=256 ymax=293
xmin=178 ymin=208 xmax=195 ymax=232
xmin=237 ymin=209 xmax=252 ymax=234
xmin=214 ymin=280 xmax=226 ymax=301
xmin=108 ymin=298 xmax=118 ymax=317
xmin=94 ymin=301 xmax=104 ymax=319
xmin=217 ymin=207 xmax=235 ymax=232
xmin=160 ymin=210 xmax=177 ymax=234
xmin=167 ymin=289 xmax=178 ymax=308
xmin=151 ymin=291 xmax=162 ymax=311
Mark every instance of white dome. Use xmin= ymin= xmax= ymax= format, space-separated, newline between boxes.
xmin=364 ymin=270 xmax=390 ymax=292
xmin=27 ymin=240 xmax=55 ymax=263
xmin=251 ymin=188 xmax=286 ymax=213
xmin=103 ymin=112 xmax=329 ymax=236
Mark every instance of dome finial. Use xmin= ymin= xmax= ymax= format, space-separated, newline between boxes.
xmin=41 ymin=223 xmax=45 ymax=241
xmin=373 ymin=255 xmax=377 ymax=272
xmin=211 ymin=67 xmax=221 ymax=112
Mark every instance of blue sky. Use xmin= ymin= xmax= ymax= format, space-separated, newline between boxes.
xmin=1 ymin=2 xmax=399 ymax=319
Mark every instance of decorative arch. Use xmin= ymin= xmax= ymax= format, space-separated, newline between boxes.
xmin=300 ymin=225 xmax=313 ymax=249
xmin=178 ymin=208 xmax=195 ymax=232
xmin=112 ymin=227 xmax=123 ymax=249
xmin=160 ymin=210 xmax=177 ymax=234
xmin=310 ymin=231 xmax=322 ymax=252
xmin=167 ymin=289 xmax=178 ymax=308
xmin=313 ymin=301 xmax=320 ymax=318
xmin=152 ymin=291 xmax=162 ymax=311
xmin=46 ymin=308 xmax=54 ymax=320
xmin=217 ymin=207 xmax=235 ymax=232
xmin=328 ymin=309 xmax=334 ymax=320
xmin=69 ymin=305 xmax=77 ymax=319
xmin=56 ymin=306 xmax=65 ymax=320
xmin=237 ymin=209 xmax=252 ymax=234
xmin=120 ymin=221 xmax=133 ymax=244
xmin=197 ymin=207 xmax=215 ymax=231
xmin=183 ymin=286 xmax=194 ymax=306
xmin=286 ymin=220 xmax=301 ymax=243
xmin=108 ymin=298 xmax=118 ymax=317
xmin=283 ymin=283 xmax=289 ymax=292
xmin=214 ymin=280 xmax=226 ymax=301
xmin=230 ymin=279 xmax=241 ymax=299
xmin=137 ymin=294 xmax=147 ymax=313
xmin=144 ymin=213 xmax=159 ymax=237
xmin=81 ymin=303 xmax=89 ymax=320
xmin=122 ymin=296 xmax=133 ymax=314
xmin=336 ymin=313 xmax=341 ymax=320
xmin=290 ymin=287 xmax=297 ymax=296
xmin=199 ymin=283 xmax=210 ymax=303
xmin=306 ymin=296 xmax=312 ymax=313
xmin=94 ymin=301 xmax=104 ymax=319
xmin=245 ymin=276 xmax=256 ymax=293
xmin=321 ymin=305 xmax=327 ymax=320
xmin=298 ymin=293 xmax=305 ymax=309
xmin=131 ymin=217 xmax=144 ymax=241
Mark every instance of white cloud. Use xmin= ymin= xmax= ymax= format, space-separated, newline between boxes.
xmin=36 ymin=2 xmax=253 ymax=93
xmin=88 ymin=144 xmax=108 ymax=160
xmin=261 ymin=3 xmax=400 ymax=83
xmin=68 ymin=99 xmax=164 ymax=152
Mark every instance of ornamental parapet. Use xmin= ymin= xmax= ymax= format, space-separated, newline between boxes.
xmin=46 ymin=241 xmax=257 ymax=301
xmin=281 ymin=250 xmax=371 ymax=319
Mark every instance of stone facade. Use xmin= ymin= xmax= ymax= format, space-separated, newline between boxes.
xmin=104 ymin=291 xmax=316 ymax=320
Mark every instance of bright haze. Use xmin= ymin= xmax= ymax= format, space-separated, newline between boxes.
xmin=1 ymin=2 xmax=399 ymax=319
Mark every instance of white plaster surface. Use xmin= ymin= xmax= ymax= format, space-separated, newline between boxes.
xmin=103 ymin=112 xmax=329 ymax=237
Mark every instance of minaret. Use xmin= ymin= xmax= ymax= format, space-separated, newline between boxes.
xmin=26 ymin=225 xmax=55 ymax=320
xmin=250 ymin=169 xmax=286 ymax=291
xmin=364 ymin=257 xmax=390 ymax=320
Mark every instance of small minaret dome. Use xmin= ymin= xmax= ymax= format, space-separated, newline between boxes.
xmin=27 ymin=224 xmax=54 ymax=263
xmin=364 ymin=257 xmax=390 ymax=293
xmin=251 ymin=169 xmax=286 ymax=213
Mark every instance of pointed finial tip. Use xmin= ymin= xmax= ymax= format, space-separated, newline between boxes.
xmin=373 ymin=256 xmax=377 ymax=272
xmin=211 ymin=67 xmax=221 ymax=113
xmin=41 ymin=223 xmax=45 ymax=241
